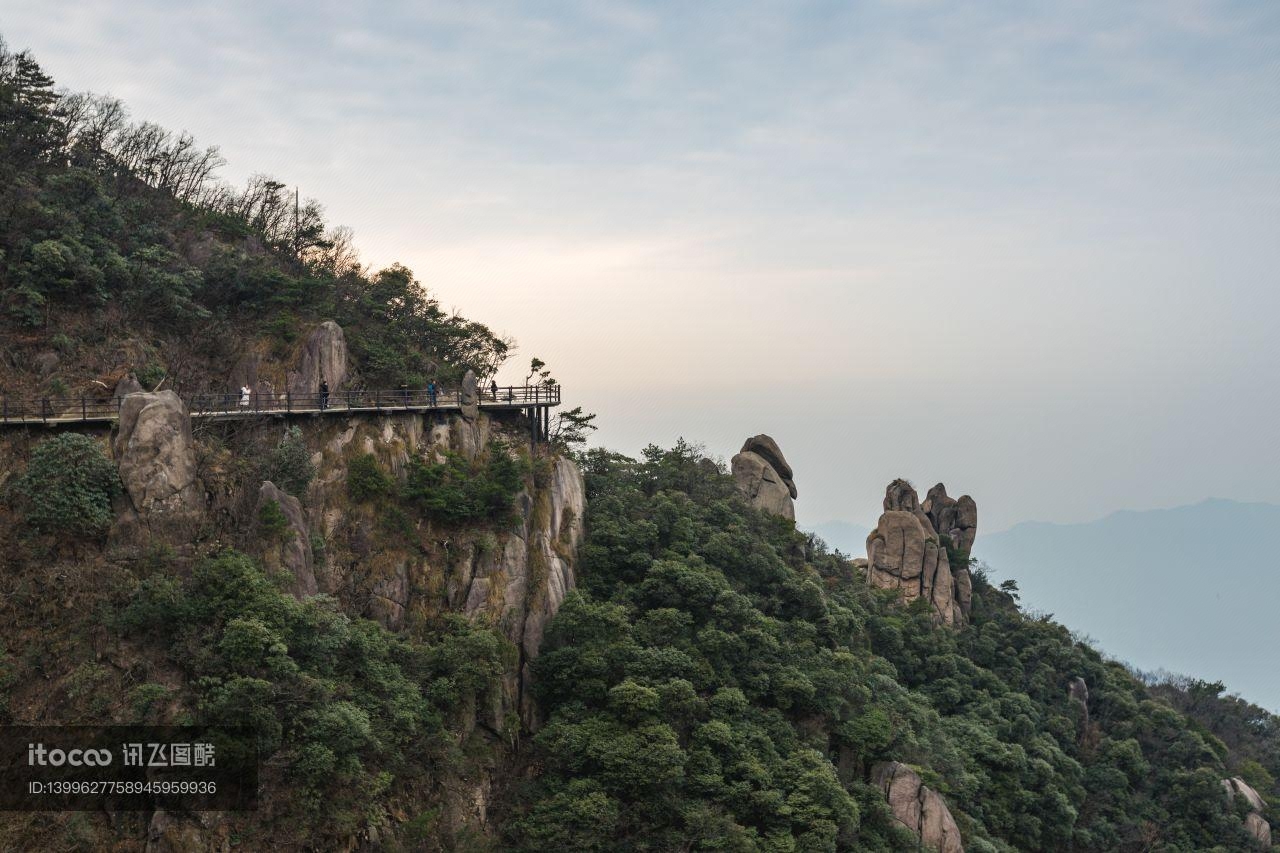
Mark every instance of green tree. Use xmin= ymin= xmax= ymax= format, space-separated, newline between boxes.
xmin=9 ymin=433 xmax=121 ymax=536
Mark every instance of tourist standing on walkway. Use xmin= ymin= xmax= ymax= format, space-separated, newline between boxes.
xmin=240 ymin=385 xmax=251 ymax=409
xmin=428 ymin=381 xmax=437 ymax=406
xmin=319 ymin=380 xmax=330 ymax=410
xmin=490 ymin=379 xmax=498 ymax=400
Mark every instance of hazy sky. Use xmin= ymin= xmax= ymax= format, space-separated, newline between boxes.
xmin=7 ymin=0 xmax=1279 ymax=532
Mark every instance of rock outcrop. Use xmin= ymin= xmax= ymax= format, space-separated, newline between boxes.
xmin=460 ymin=369 xmax=479 ymax=421
xmin=518 ymin=455 xmax=585 ymax=723
xmin=923 ymin=483 xmax=978 ymax=553
xmin=113 ymin=372 xmax=144 ymax=400
xmin=256 ymin=481 xmax=317 ymax=598
xmin=1068 ymin=676 xmax=1090 ymax=727
xmin=731 ymin=434 xmax=796 ymax=520
xmin=304 ymin=410 xmax=585 ymax=729
xmin=872 ymin=761 xmax=964 ymax=853
xmin=1223 ymin=777 xmax=1272 ymax=848
xmin=865 ymin=479 xmax=976 ymax=625
xmin=287 ymin=320 xmax=349 ymax=397
xmin=113 ymin=391 xmax=201 ymax=519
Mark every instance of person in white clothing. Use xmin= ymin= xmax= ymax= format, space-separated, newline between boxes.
xmin=240 ymin=385 xmax=251 ymax=408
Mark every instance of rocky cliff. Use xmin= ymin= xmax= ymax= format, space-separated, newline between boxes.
xmin=0 ymin=374 xmax=584 ymax=847
xmin=295 ymin=408 xmax=584 ymax=729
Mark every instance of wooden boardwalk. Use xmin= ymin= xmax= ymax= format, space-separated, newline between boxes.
xmin=0 ymin=385 xmax=561 ymax=428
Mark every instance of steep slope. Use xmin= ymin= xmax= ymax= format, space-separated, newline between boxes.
xmin=507 ymin=446 xmax=1277 ymax=852
xmin=0 ymin=41 xmax=587 ymax=850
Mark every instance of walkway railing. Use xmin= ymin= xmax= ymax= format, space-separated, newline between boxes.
xmin=0 ymin=384 xmax=560 ymax=426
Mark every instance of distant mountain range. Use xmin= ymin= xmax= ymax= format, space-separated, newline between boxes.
xmin=809 ymin=499 xmax=1280 ymax=713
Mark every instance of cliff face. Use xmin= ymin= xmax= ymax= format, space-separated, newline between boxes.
xmin=0 ymin=394 xmax=584 ymax=847
xmin=295 ymin=409 xmax=584 ymax=729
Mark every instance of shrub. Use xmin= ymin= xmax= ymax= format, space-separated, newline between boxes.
xmin=347 ymin=453 xmax=392 ymax=502
xmin=10 ymin=433 xmax=121 ymax=537
xmin=135 ymin=362 xmax=166 ymax=389
xmin=402 ymin=442 xmax=526 ymax=524
xmin=257 ymin=499 xmax=290 ymax=540
xmin=128 ymin=682 xmax=170 ymax=721
xmin=261 ymin=426 xmax=315 ymax=496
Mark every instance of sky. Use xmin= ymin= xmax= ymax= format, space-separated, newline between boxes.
xmin=5 ymin=0 xmax=1279 ymax=532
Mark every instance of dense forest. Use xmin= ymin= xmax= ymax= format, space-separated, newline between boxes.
xmin=0 ymin=37 xmax=1276 ymax=852
xmin=503 ymin=442 xmax=1278 ymax=851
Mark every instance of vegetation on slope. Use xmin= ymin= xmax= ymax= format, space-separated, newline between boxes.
xmin=0 ymin=37 xmax=508 ymax=395
xmin=508 ymin=441 xmax=1276 ymax=852
xmin=1 ymin=33 xmax=1275 ymax=853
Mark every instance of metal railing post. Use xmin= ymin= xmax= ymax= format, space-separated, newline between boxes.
xmin=82 ymin=396 xmax=87 ymax=421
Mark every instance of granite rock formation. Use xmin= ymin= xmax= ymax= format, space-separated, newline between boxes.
xmin=923 ymin=483 xmax=978 ymax=553
xmin=873 ymin=761 xmax=964 ymax=852
xmin=460 ymin=369 xmax=479 ymax=421
xmin=1222 ymin=777 xmax=1272 ymax=848
xmin=865 ymin=479 xmax=976 ymax=625
xmin=731 ymin=434 xmax=797 ymax=520
xmin=304 ymin=411 xmax=585 ymax=729
xmin=113 ymin=391 xmax=201 ymax=519
xmin=256 ymin=480 xmax=317 ymax=598
xmin=287 ymin=320 xmax=349 ymax=397
xmin=1068 ymin=676 xmax=1090 ymax=727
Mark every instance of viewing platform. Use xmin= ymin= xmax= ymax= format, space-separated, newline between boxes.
xmin=0 ymin=385 xmax=561 ymax=427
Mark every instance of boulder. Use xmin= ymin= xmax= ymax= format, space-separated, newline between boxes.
xmin=923 ymin=483 xmax=979 ymax=553
xmin=731 ymin=434 xmax=796 ymax=519
xmin=732 ymin=452 xmax=795 ymax=519
xmin=287 ymin=320 xmax=348 ymax=397
xmin=113 ymin=391 xmax=201 ymax=518
xmin=872 ymin=762 xmax=964 ymax=853
xmin=741 ymin=434 xmax=797 ymax=498
xmin=460 ymin=369 xmax=479 ymax=421
xmin=885 ymin=477 xmax=934 ymax=531
xmin=1245 ymin=813 xmax=1272 ymax=849
xmin=256 ymin=481 xmax=317 ymax=598
xmin=1223 ymin=777 xmax=1267 ymax=813
xmin=1223 ymin=777 xmax=1272 ymax=848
